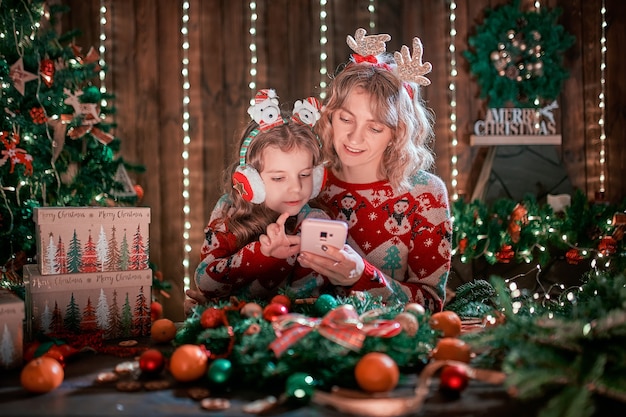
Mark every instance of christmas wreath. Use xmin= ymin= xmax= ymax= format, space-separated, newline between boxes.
xmin=463 ymin=0 xmax=575 ymax=108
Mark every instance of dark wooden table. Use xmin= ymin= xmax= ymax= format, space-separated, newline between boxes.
xmin=0 ymin=349 xmax=548 ymax=417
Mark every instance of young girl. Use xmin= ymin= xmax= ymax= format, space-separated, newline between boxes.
xmin=194 ymin=89 xmax=331 ymax=301
xmin=298 ymin=29 xmax=452 ymax=312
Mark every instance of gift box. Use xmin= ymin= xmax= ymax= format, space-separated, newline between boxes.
xmin=0 ymin=289 xmax=24 ymax=369
xmin=33 ymin=207 xmax=151 ymax=275
xmin=23 ymin=264 xmax=152 ymax=340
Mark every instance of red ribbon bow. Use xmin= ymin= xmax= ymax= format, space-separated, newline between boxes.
xmin=269 ymin=304 xmax=401 ymax=357
xmin=352 ymin=54 xmax=378 ymax=64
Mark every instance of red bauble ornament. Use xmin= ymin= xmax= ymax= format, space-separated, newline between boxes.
xmin=139 ymin=349 xmax=165 ymax=375
xmin=150 ymin=301 xmax=163 ymax=321
xmin=200 ymin=307 xmax=224 ymax=328
xmin=262 ymin=303 xmax=288 ymax=322
xmin=134 ymin=184 xmax=144 ymax=201
xmin=439 ymin=365 xmax=469 ymax=394
xmin=39 ymin=58 xmax=55 ymax=87
xmin=270 ymin=294 xmax=291 ymax=310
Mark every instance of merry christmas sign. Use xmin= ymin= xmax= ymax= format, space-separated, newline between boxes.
xmin=470 ymin=101 xmax=561 ymax=146
xmin=33 ymin=207 xmax=151 ymax=275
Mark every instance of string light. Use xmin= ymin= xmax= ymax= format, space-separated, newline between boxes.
xmin=368 ymin=0 xmax=376 ymax=30
xmin=181 ymin=1 xmax=192 ymax=292
xmin=448 ymin=1 xmax=458 ymax=201
xmin=318 ymin=0 xmax=328 ymax=99
xmin=98 ymin=0 xmax=108 ymax=110
xmin=598 ymin=0 xmax=607 ymax=194
xmin=249 ymin=1 xmax=258 ymax=99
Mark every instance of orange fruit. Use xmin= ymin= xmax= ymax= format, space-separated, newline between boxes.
xmin=150 ymin=318 xmax=177 ymax=343
xmin=429 ymin=311 xmax=462 ymax=338
xmin=354 ymin=352 xmax=399 ymax=393
xmin=20 ymin=357 xmax=64 ymax=394
xmin=169 ymin=344 xmax=208 ymax=382
xmin=431 ymin=337 xmax=472 ymax=363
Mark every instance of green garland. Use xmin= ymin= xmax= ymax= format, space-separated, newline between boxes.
xmin=175 ymin=293 xmax=437 ymax=390
xmin=452 ymin=191 xmax=626 ymax=271
xmin=450 ymin=271 xmax=626 ymax=417
xmin=463 ymin=0 xmax=575 ymax=108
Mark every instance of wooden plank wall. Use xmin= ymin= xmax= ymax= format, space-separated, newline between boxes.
xmin=61 ymin=0 xmax=625 ymax=320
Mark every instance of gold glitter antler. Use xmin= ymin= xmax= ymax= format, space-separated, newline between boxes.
xmin=346 ymin=28 xmax=391 ymax=57
xmin=394 ymin=37 xmax=432 ymax=86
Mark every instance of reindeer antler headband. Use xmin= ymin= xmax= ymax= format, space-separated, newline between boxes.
xmin=346 ymin=28 xmax=432 ymax=87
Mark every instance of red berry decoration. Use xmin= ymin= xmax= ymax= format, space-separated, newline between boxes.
xmin=262 ymin=303 xmax=288 ymax=322
xmin=139 ymin=349 xmax=165 ymax=375
xmin=439 ymin=365 xmax=469 ymax=394
xmin=200 ymin=307 xmax=224 ymax=329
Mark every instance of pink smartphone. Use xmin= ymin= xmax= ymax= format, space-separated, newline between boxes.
xmin=300 ymin=218 xmax=348 ymax=258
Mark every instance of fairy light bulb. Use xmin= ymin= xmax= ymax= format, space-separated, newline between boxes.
xmin=249 ymin=1 xmax=258 ymax=98
xmin=181 ymin=1 xmax=192 ymax=292
xmin=319 ymin=0 xmax=328 ymax=99
xmin=98 ymin=1 xmax=108 ymax=109
xmin=448 ymin=1 xmax=459 ymax=201
xmin=598 ymin=0 xmax=607 ymax=194
xmin=368 ymin=0 xmax=376 ymax=30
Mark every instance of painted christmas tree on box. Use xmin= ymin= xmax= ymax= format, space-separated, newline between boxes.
xmin=34 ymin=207 xmax=150 ymax=275
xmin=23 ymin=265 xmax=151 ymax=340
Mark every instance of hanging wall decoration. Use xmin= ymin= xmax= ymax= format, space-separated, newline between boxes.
xmin=463 ymin=0 xmax=575 ymax=146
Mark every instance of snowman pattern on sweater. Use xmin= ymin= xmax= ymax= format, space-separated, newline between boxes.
xmin=320 ymin=170 xmax=452 ymax=311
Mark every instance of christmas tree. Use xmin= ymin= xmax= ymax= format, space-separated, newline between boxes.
xmin=0 ymin=1 xmax=141 ymax=284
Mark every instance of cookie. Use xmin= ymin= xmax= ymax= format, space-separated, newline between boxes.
xmin=115 ymin=380 xmax=143 ymax=392
xmin=143 ymin=380 xmax=171 ymax=391
xmin=187 ymin=387 xmax=211 ymax=400
xmin=242 ymin=396 xmax=278 ymax=414
xmin=118 ymin=340 xmax=139 ymax=347
xmin=200 ymin=398 xmax=231 ymax=411
xmin=95 ymin=371 xmax=119 ymax=384
xmin=115 ymin=361 xmax=140 ymax=375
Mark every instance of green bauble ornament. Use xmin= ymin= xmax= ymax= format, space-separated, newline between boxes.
xmin=207 ymin=358 xmax=232 ymax=385
xmin=314 ymin=294 xmax=337 ymax=316
xmin=81 ymin=85 xmax=101 ymax=103
xmin=285 ymin=372 xmax=315 ymax=404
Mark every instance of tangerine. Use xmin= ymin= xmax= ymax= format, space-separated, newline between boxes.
xmin=429 ymin=311 xmax=462 ymax=338
xmin=431 ymin=337 xmax=472 ymax=363
xmin=169 ymin=344 xmax=208 ymax=382
xmin=150 ymin=318 xmax=177 ymax=343
xmin=20 ymin=357 xmax=64 ymax=394
xmin=354 ymin=352 xmax=399 ymax=393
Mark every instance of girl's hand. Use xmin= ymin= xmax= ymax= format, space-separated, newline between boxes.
xmin=298 ymin=243 xmax=365 ymax=286
xmin=259 ymin=212 xmax=301 ymax=259
xmin=184 ymin=289 xmax=207 ymax=316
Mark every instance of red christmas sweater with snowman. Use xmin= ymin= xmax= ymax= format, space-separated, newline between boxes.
xmin=195 ymin=196 xmax=332 ymax=300
xmin=318 ymin=170 xmax=452 ymax=312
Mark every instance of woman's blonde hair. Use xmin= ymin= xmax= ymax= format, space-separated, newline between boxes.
xmin=315 ymin=61 xmax=435 ymax=193
xmin=216 ymin=119 xmax=323 ymax=248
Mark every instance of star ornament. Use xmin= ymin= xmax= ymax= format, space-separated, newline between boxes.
xmin=10 ymin=58 xmax=38 ymax=95
xmin=233 ymin=178 xmax=248 ymax=197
